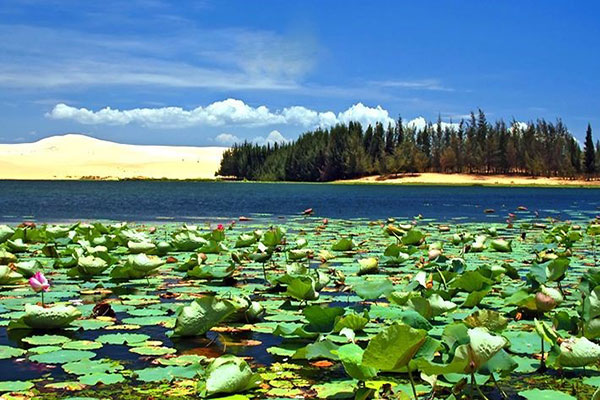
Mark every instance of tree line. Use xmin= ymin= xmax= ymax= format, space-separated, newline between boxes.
xmin=217 ymin=110 xmax=599 ymax=181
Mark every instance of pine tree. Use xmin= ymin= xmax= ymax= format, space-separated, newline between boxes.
xmin=584 ymin=123 xmax=596 ymax=174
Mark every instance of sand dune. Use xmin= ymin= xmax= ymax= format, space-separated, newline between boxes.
xmin=0 ymin=134 xmax=226 ymax=180
xmin=337 ymin=173 xmax=600 ymax=187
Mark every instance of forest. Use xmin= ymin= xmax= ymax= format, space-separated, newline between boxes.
xmin=217 ymin=110 xmax=599 ymax=182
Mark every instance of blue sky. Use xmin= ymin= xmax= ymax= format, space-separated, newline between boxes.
xmin=1 ymin=1 xmax=599 ymax=145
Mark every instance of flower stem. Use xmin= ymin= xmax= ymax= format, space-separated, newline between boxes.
xmin=407 ymin=368 xmax=418 ymax=400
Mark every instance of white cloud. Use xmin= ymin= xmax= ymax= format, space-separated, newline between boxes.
xmin=47 ymin=99 xmax=400 ymax=129
xmin=370 ymin=79 xmax=453 ymax=92
xmin=0 ymin=24 xmax=313 ymax=90
xmin=510 ymin=121 xmax=529 ymax=131
xmin=406 ymin=117 xmax=427 ymax=130
xmin=406 ymin=116 xmax=460 ymax=131
xmin=215 ymin=133 xmax=241 ymax=145
xmin=253 ymin=130 xmax=289 ymax=145
xmin=338 ymin=103 xmax=395 ymax=127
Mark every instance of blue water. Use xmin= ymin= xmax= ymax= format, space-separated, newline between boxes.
xmin=0 ymin=180 xmax=598 ymax=223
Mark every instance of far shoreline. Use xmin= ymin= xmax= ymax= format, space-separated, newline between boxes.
xmin=2 ymin=172 xmax=600 ymax=189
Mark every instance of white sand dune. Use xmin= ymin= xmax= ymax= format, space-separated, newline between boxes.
xmin=0 ymin=134 xmax=227 ymax=180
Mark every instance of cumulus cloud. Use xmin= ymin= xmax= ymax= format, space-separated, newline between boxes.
xmin=510 ymin=121 xmax=529 ymax=131
xmin=406 ymin=116 xmax=460 ymax=131
xmin=252 ymin=130 xmax=289 ymax=145
xmin=47 ymin=99 xmax=399 ymax=129
xmin=215 ymin=133 xmax=241 ymax=145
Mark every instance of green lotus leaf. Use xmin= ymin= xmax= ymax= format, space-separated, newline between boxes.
xmin=288 ymin=249 xmax=311 ymax=261
xmin=111 ymin=253 xmax=165 ymax=279
xmin=464 ymin=310 xmax=508 ymax=332
xmin=352 ymin=278 xmax=394 ymax=300
xmin=331 ymin=238 xmax=354 ymax=251
xmin=234 ymin=233 xmax=257 ymax=248
xmin=518 ymin=389 xmax=576 ymax=400
xmin=78 ymin=372 xmax=125 ymax=386
xmin=128 ymin=253 xmax=165 ymax=272
xmin=70 ymin=255 xmax=109 ymax=277
xmin=419 ymin=327 xmax=507 ymax=374
xmin=490 ymin=239 xmax=512 ymax=252
xmin=22 ymin=334 xmax=71 ymax=346
xmin=0 ymin=345 xmax=26 ymax=359
xmin=401 ymin=229 xmax=424 ymax=245
xmin=362 ymin=323 xmax=427 ymax=372
xmin=172 ymin=296 xmax=237 ymax=337
xmin=129 ymin=346 xmax=176 ymax=356
xmin=261 ymin=227 xmax=285 ymax=247
xmin=273 ymin=323 xmax=319 ymax=339
xmin=0 ymin=249 xmax=17 ymax=264
xmin=200 ymin=355 xmax=261 ymax=397
xmin=127 ymin=241 xmax=156 ymax=254
xmin=303 ymin=305 xmax=345 ymax=332
xmin=409 ymin=294 xmax=456 ymax=319
xmin=171 ymin=231 xmax=209 ymax=251
xmin=7 ymin=238 xmax=28 ymax=252
xmin=0 ymin=380 xmax=34 ymax=392
xmin=357 ymin=257 xmax=378 ymax=275
xmin=197 ymin=240 xmax=227 ymax=254
xmin=0 ymin=224 xmax=14 ymax=244
xmin=187 ymin=264 xmax=235 ymax=280
xmin=13 ymin=260 xmax=41 ymax=278
xmin=0 ymin=264 xmax=22 ymax=284
xmin=333 ymin=311 xmax=369 ymax=333
xmin=468 ymin=327 xmax=508 ymax=369
xmin=135 ymin=364 xmax=201 ymax=383
xmin=333 ymin=343 xmax=378 ymax=381
xmin=284 ymin=275 xmax=319 ymax=301
xmin=556 ymin=336 xmax=600 ymax=368
xmin=292 ymin=339 xmax=339 ymax=360
xmin=62 ymin=340 xmax=103 ymax=350
xmin=96 ymin=333 xmax=150 ymax=345
xmin=449 ymin=270 xmax=493 ymax=292
xmin=12 ymin=304 xmax=82 ymax=330
xmin=30 ymin=349 xmax=96 ymax=364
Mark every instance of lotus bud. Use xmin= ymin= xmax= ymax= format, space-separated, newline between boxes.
xmin=217 ymin=224 xmax=224 ymax=231
xmin=535 ymin=292 xmax=557 ymax=312
xmin=322 ymin=218 xmax=328 ymax=225
xmin=29 ymin=271 xmax=50 ymax=293
xmin=428 ymin=249 xmax=442 ymax=260
xmin=198 ymin=253 xmax=208 ymax=263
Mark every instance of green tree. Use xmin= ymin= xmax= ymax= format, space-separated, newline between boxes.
xmin=584 ymin=123 xmax=596 ymax=175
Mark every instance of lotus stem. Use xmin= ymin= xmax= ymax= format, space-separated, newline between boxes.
xmin=593 ymin=237 xmax=597 ymax=267
xmin=471 ymin=372 xmax=489 ymax=400
xmin=557 ymin=281 xmax=566 ymax=298
xmin=490 ymin=374 xmax=507 ymax=399
xmin=540 ymin=336 xmax=546 ymax=371
xmin=436 ymin=267 xmax=447 ymax=289
xmin=41 ymin=291 xmax=44 ymax=307
xmin=262 ymin=262 xmax=267 ymax=283
xmin=407 ymin=368 xmax=418 ymax=400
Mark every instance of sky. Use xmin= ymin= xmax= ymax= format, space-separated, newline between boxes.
xmin=1 ymin=1 xmax=599 ymax=146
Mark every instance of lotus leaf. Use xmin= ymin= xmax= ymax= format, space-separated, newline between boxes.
xmin=10 ymin=304 xmax=81 ymax=330
xmin=172 ymin=296 xmax=237 ymax=337
xmin=200 ymin=355 xmax=261 ymax=397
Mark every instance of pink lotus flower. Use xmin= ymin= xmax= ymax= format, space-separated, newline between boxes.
xmin=29 ymin=271 xmax=50 ymax=293
xmin=217 ymin=224 xmax=224 ymax=231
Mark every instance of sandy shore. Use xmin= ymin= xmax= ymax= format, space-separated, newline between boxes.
xmin=336 ymin=173 xmax=600 ymax=187
xmin=0 ymin=134 xmax=226 ymax=180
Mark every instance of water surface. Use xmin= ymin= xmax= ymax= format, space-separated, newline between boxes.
xmin=0 ymin=180 xmax=598 ymax=223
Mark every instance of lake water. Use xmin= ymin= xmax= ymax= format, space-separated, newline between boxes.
xmin=0 ymin=180 xmax=598 ymax=223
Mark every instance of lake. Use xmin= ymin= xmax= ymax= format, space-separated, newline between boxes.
xmin=0 ymin=180 xmax=598 ymax=223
